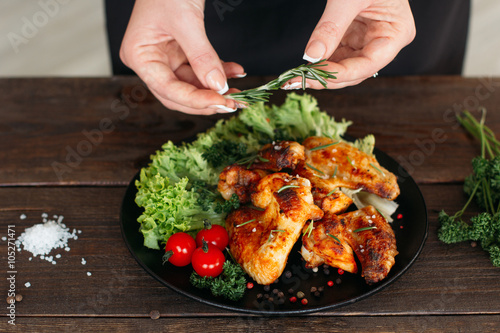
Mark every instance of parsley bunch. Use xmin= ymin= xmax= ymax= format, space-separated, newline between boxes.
xmin=438 ymin=109 xmax=500 ymax=266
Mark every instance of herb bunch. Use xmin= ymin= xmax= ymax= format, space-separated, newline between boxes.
xmin=227 ymin=60 xmax=337 ymax=105
xmin=438 ymin=109 xmax=500 ymax=266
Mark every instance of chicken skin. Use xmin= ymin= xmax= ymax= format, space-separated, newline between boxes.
xmin=250 ymin=141 xmax=305 ymax=172
xmin=226 ymin=173 xmax=323 ymax=285
xmin=218 ymin=164 xmax=268 ymax=203
xmin=296 ymin=136 xmax=400 ymax=203
xmin=301 ymin=206 xmax=398 ymax=284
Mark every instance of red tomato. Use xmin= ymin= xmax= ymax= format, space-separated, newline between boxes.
xmin=163 ymin=232 xmax=196 ymax=267
xmin=195 ymin=224 xmax=229 ymax=251
xmin=191 ymin=241 xmax=225 ymax=277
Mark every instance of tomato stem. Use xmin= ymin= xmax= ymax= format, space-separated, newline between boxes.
xmin=162 ymin=251 xmax=174 ymax=265
xmin=203 ymin=219 xmax=212 ymax=230
xmin=201 ymin=238 xmax=209 ymax=253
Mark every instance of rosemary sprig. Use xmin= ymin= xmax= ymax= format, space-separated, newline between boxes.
xmin=331 ymin=165 xmax=338 ymax=178
xmin=309 ymin=142 xmax=339 ymax=151
xmin=306 ymin=162 xmax=325 ymax=175
xmin=268 ymin=229 xmax=286 ymax=242
xmin=353 ymin=226 xmax=377 ymax=233
xmin=327 ymin=233 xmax=342 ymax=245
xmin=369 ymin=162 xmax=385 ymax=176
xmin=326 ymin=188 xmax=339 ymax=196
xmin=236 ymin=219 xmax=256 ymax=228
xmin=227 ymin=60 xmax=337 ymax=105
xmin=277 ymin=185 xmax=300 ymax=193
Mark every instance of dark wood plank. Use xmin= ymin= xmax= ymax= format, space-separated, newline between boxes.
xmin=3 ymin=315 xmax=500 ymax=333
xmin=1 ymin=77 xmax=500 ymax=186
xmin=1 ymin=184 xmax=499 ymax=317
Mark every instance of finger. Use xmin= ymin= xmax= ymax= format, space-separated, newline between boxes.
xmin=140 ymin=59 xmax=237 ymax=110
xmin=149 ymin=88 xmax=238 ymax=115
xmin=222 ymin=62 xmax=246 ymax=78
xmin=172 ymin=12 xmax=229 ymax=94
xmin=303 ymin=0 xmax=366 ymax=63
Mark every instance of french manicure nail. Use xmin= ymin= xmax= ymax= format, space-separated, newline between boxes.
xmin=206 ymin=69 xmax=228 ymax=94
xmin=234 ymin=73 xmax=247 ymax=78
xmin=303 ymin=40 xmax=326 ymax=63
xmin=210 ymin=104 xmax=237 ymax=113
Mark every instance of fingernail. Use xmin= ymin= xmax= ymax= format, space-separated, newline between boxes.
xmin=209 ymin=104 xmax=237 ymax=113
xmin=234 ymin=73 xmax=247 ymax=78
xmin=234 ymin=102 xmax=247 ymax=109
xmin=206 ymin=69 xmax=228 ymax=94
xmin=303 ymin=40 xmax=326 ymax=63
xmin=282 ymin=81 xmax=308 ymax=90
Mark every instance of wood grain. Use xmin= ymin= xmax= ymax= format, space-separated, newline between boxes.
xmin=1 ymin=77 xmax=499 ymax=186
xmin=0 ymin=185 xmax=498 ymax=317
xmin=3 ymin=315 xmax=500 ymax=333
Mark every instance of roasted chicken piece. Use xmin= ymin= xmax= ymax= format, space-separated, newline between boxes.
xmin=218 ymin=164 xmax=268 ymax=203
xmin=301 ymin=219 xmax=357 ymax=273
xmin=301 ymin=206 xmax=398 ymax=284
xmin=249 ymin=141 xmax=305 ymax=172
xmin=295 ymin=136 xmax=400 ymax=204
xmin=226 ymin=173 xmax=323 ymax=285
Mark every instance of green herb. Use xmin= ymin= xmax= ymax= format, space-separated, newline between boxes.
xmin=303 ymin=221 xmax=314 ymax=237
xmin=268 ymin=229 xmax=286 ymax=242
xmin=369 ymin=162 xmax=385 ymax=176
xmin=306 ymin=163 xmax=325 ymax=175
xmin=346 ymin=156 xmax=354 ymax=167
xmin=236 ymin=219 xmax=256 ymax=228
xmin=202 ymin=140 xmax=247 ymax=168
xmin=332 ymin=165 xmax=338 ymax=178
xmin=353 ymin=226 xmax=377 ymax=233
xmin=326 ymin=188 xmax=339 ymax=197
xmin=277 ymin=185 xmax=300 ymax=193
xmin=438 ymin=109 xmax=500 ymax=267
xmin=309 ymin=142 xmax=339 ymax=151
xmin=190 ymin=261 xmax=247 ymax=301
xmin=227 ymin=60 xmax=337 ymax=105
xmin=327 ymin=233 xmax=342 ymax=244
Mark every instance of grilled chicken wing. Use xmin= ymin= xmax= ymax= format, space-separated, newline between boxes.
xmin=301 ymin=206 xmax=398 ymax=284
xmin=296 ymin=136 xmax=400 ymax=202
xmin=218 ymin=164 xmax=268 ymax=203
xmin=250 ymin=141 xmax=305 ymax=172
xmin=301 ymin=219 xmax=357 ymax=273
xmin=226 ymin=173 xmax=323 ymax=285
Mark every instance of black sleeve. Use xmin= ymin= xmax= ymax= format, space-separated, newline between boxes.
xmin=105 ymin=0 xmax=470 ymax=76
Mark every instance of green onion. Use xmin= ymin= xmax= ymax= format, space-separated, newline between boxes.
xmin=303 ymin=221 xmax=314 ymax=237
xmin=306 ymin=163 xmax=325 ymax=175
xmin=309 ymin=142 xmax=339 ymax=151
xmin=327 ymin=233 xmax=342 ymax=244
xmin=277 ymin=185 xmax=300 ymax=193
xmin=369 ymin=162 xmax=385 ymax=176
xmin=353 ymin=226 xmax=377 ymax=233
xmin=236 ymin=219 xmax=256 ymax=228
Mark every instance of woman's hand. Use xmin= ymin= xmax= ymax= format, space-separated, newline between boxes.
xmin=285 ymin=0 xmax=415 ymax=90
xmin=120 ymin=0 xmax=245 ymax=115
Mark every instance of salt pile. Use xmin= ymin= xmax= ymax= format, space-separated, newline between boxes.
xmin=15 ymin=213 xmax=80 ymax=265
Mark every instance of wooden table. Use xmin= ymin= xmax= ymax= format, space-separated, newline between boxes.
xmin=1 ymin=76 xmax=500 ymax=332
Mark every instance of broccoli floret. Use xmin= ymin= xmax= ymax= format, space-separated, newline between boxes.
xmin=202 ymin=140 xmax=248 ymax=168
xmin=190 ymin=261 xmax=247 ymax=301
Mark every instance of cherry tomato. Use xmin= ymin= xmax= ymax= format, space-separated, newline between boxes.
xmin=191 ymin=240 xmax=225 ymax=277
xmin=195 ymin=221 xmax=229 ymax=251
xmin=163 ymin=232 xmax=196 ymax=267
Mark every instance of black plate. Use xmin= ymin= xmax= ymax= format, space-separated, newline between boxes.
xmin=120 ymin=148 xmax=428 ymax=315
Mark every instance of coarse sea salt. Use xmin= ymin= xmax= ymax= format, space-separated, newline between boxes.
xmin=15 ymin=213 xmax=80 ymax=265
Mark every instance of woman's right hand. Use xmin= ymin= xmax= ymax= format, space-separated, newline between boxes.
xmin=120 ymin=0 xmax=245 ymax=115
